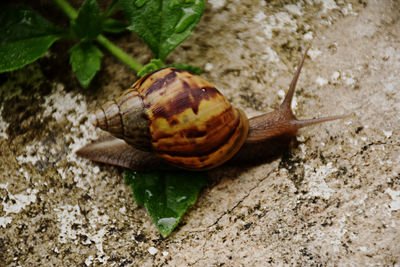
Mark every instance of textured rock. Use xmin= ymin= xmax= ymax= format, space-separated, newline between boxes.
xmin=1 ymin=0 xmax=399 ymax=266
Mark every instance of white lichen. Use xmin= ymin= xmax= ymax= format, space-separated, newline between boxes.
xmin=299 ymin=144 xmax=307 ymax=158
xmin=344 ymin=76 xmax=355 ymax=86
xmin=1 ymin=185 xmax=39 ymax=214
xmin=119 ymin=206 xmax=126 ymax=214
xmin=382 ymin=130 xmax=392 ymax=139
xmin=316 ymin=76 xmax=328 ymax=86
xmin=254 ymin=10 xmax=298 ymax=40
xmin=0 ymin=217 xmax=12 ymax=228
xmin=303 ymin=31 xmax=314 ymax=40
xmin=148 ymin=246 xmax=158 ymax=255
xmin=56 ymin=204 xmax=84 ymax=243
xmin=162 ymin=251 xmax=169 ymax=257
xmin=204 ymin=63 xmax=214 ymax=72
xmin=208 ymin=0 xmax=226 ymax=9
xmin=0 ymin=105 xmax=9 ymax=139
xmin=261 ymin=46 xmax=280 ymax=63
xmin=253 ymin=11 xmax=267 ymax=23
xmin=85 ymin=255 xmax=94 ymax=266
xmin=385 ymin=188 xmax=400 ymax=211
xmin=0 ymin=183 xmax=39 ymax=227
xmin=43 ymin=84 xmax=76 ymax=122
xmin=307 ymin=48 xmax=322 ymax=60
xmin=304 ymin=162 xmax=337 ymax=199
xmin=316 ymin=0 xmax=338 ymax=14
xmin=55 ymin=204 xmax=110 ymax=264
xmin=277 ymin=89 xmax=285 ymax=99
xmin=284 ymin=4 xmax=303 ymax=16
xmin=331 ymin=71 xmax=341 ymax=83
xmin=16 ymin=144 xmax=42 ymax=166
xmin=342 ymin=3 xmax=357 ymax=16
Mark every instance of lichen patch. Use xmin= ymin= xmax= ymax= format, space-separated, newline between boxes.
xmin=208 ymin=0 xmax=226 ymax=9
xmin=385 ymin=188 xmax=400 ymax=212
xmin=304 ymin=162 xmax=337 ymax=199
xmin=1 ymin=184 xmax=39 ymax=215
xmin=0 ymin=183 xmax=39 ymax=227
xmin=0 ymin=105 xmax=9 ymax=139
xmin=316 ymin=0 xmax=339 ymax=14
xmin=55 ymin=204 xmax=110 ymax=264
xmin=0 ymin=216 xmax=12 ymax=228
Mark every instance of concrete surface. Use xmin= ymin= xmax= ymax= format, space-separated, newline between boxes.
xmin=1 ymin=0 xmax=399 ymax=265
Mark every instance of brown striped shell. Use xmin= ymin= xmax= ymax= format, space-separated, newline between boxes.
xmin=90 ymin=68 xmax=249 ymax=170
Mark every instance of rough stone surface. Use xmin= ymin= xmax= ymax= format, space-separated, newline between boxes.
xmin=1 ymin=0 xmax=400 ymax=266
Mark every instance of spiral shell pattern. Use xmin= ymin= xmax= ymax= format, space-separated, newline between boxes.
xmin=91 ymin=68 xmax=249 ymax=170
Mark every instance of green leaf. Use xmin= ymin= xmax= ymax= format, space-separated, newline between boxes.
xmin=69 ymin=41 xmax=103 ymax=87
xmin=103 ymin=0 xmax=121 ymax=17
xmin=120 ymin=0 xmax=205 ymax=60
xmin=124 ymin=170 xmax=208 ymax=237
xmin=102 ymin=18 xmax=128 ymax=33
xmin=168 ymin=63 xmax=202 ymax=75
xmin=137 ymin=59 xmax=165 ymax=77
xmin=72 ymin=0 xmax=102 ymax=40
xmin=0 ymin=6 xmax=64 ymax=73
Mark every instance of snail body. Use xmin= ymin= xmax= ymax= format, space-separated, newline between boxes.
xmin=77 ymin=50 xmax=346 ymax=170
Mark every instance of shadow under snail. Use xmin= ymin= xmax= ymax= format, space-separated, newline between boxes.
xmin=76 ymin=50 xmax=348 ymax=171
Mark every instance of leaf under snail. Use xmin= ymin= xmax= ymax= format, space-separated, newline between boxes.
xmin=76 ymin=49 xmax=348 ymax=171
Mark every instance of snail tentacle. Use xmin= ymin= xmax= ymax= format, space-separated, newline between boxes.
xmin=280 ymin=48 xmax=309 ymax=111
xmin=246 ymin=48 xmax=347 ymax=143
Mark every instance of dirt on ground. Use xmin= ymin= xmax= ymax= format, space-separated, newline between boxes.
xmin=0 ymin=0 xmax=399 ymax=266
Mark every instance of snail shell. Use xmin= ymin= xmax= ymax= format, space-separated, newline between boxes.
xmin=90 ymin=68 xmax=249 ymax=170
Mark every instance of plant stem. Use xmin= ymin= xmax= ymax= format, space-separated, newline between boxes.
xmin=96 ymin=35 xmax=143 ymax=72
xmin=103 ymin=0 xmax=120 ymax=18
xmin=52 ymin=0 xmax=77 ymax=19
xmin=52 ymin=0 xmax=143 ymax=73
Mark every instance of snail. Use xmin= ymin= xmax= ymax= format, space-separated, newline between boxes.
xmin=76 ymin=50 xmax=347 ymax=171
